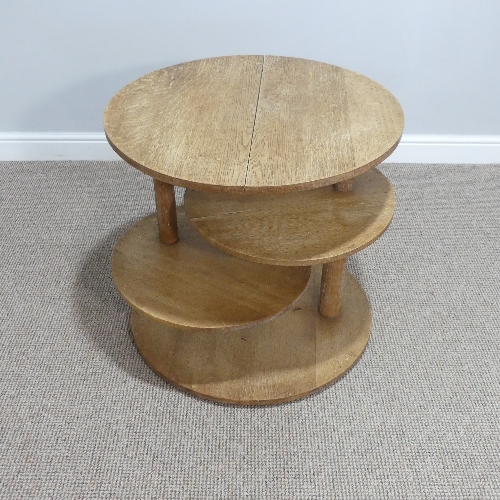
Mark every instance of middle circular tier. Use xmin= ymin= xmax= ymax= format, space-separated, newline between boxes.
xmin=111 ymin=209 xmax=311 ymax=331
xmin=185 ymin=168 xmax=395 ymax=266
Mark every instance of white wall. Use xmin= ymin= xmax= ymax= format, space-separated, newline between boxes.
xmin=1 ymin=0 xmax=499 ymax=161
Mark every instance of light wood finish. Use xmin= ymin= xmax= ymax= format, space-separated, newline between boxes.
xmin=153 ymin=179 xmax=178 ymax=244
xmin=245 ymin=56 xmax=403 ymax=192
xmin=104 ymin=56 xmax=263 ymax=192
xmin=111 ymin=209 xmax=311 ymax=331
xmin=319 ymin=259 xmax=346 ymax=318
xmin=105 ymin=55 xmax=402 ymax=403
xmin=185 ymin=168 xmax=395 ymax=266
xmin=335 ymin=179 xmax=354 ymax=192
xmin=104 ymin=56 xmax=403 ymax=194
xmin=131 ymin=265 xmax=371 ymax=405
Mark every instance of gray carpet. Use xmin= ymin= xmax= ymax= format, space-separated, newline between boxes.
xmin=0 ymin=161 xmax=499 ymax=499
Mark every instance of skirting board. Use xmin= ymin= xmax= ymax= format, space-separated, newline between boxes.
xmin=0 ymin=133 xmax=499 ymax=164
xmin=0 ymin=133 xmax=119 ymax=162
xmin=388 ymin=135 xmax=500 ymax=164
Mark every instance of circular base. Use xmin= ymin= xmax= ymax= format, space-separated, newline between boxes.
xmin=131 ymin=266 xmax=372 ymax=405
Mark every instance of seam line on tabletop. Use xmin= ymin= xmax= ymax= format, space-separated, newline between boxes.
xmin=244 ymin=55 xmax=265 ymax=191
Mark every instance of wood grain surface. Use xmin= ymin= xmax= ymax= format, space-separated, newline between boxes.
xmin=104 ymin=56 xmax=403 ymax=193
xmin=104 ymin=56 xmax=263 ymax=191
xmin=335 ymin=179 xmax=354 ymax=192
xmin=111 ymin=209 xmax=311 ymax=331
xmin=131 ymin=265 xmax=371 ymax=405
xmin=319 ymin=259 xmax=347 ymax=318
xmin=185 ymin=168 xmax=395 ymax=266
xmin=153 ymin=179 xmax=178 ymax=244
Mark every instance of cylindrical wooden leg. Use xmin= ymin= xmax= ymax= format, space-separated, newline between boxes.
xmin=153 ymin=179 xmax=178 ymax=244
xmin=319 ymin=258 xmax=347 ymax=318
xmin=334 ymin=178 xmax=354 ymax=192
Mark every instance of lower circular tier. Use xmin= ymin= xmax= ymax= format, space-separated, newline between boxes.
xmin=112 ymin=210 xmax=310 ymax=331
xmin=131 ymin=265 xmax=372 ymax=405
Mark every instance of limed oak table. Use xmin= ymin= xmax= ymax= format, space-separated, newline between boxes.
xmin=104 ymin=55 xmax=404 ymax=405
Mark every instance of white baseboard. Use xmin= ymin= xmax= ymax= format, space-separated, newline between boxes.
xmin=0 ymin=133 xmax=120 ymax=161
xmin=1 ymin=132 xmax=499 ymax=164
xmin=387 ymin=135 xmax=500 ymax=164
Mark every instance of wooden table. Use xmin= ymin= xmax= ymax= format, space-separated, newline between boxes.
xmin=104 ymin=55 xmax=404 ymax=405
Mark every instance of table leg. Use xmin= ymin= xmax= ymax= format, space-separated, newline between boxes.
xmin=153 ymin=179 xmax=178 ymax=244
xmin=334 ymin=178 xmax=354 ymax=192
xmin=319 ymin=258 xmax=347 ymax=318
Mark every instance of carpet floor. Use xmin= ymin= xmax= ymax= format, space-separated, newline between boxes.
xmin=0 ymin=161 xmax=499 ymax=499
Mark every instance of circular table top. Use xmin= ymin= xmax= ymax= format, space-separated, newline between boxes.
xmin=185 ymin=168 xmax=395 ymax=266
xmin=111 ymin=209 xmax=311 ymax=331
xmin=104 ymin=55 xmax=404 ymax=194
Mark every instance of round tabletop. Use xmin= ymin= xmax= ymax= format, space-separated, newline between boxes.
xmin=185 ymin=168 xmax=395 ymax=266
xmin=104 ymin=55 xmax=403 ymax=194
xmin=112 ymin=209 xmax=311 ymax=331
